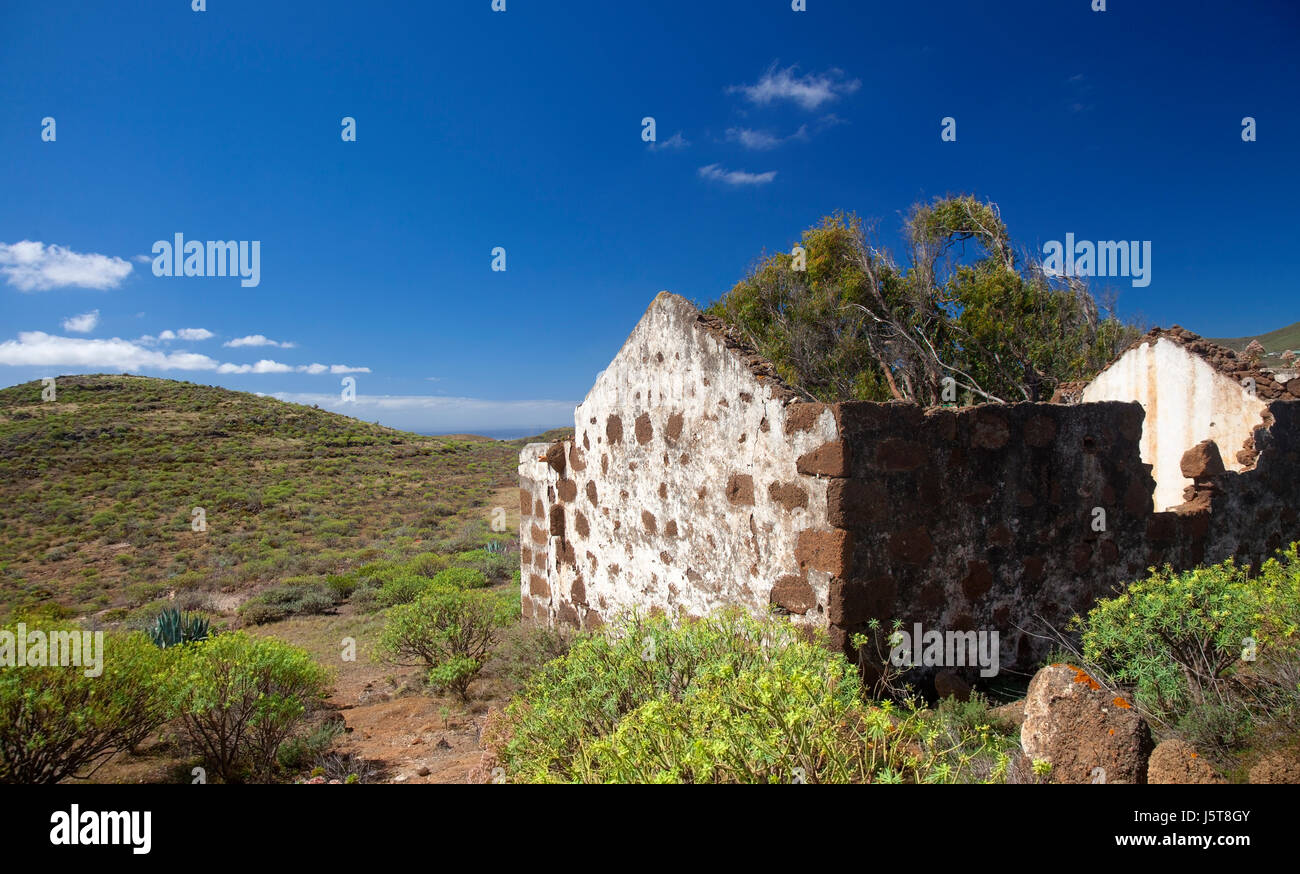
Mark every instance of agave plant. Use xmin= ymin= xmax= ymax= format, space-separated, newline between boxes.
xmin=147 ymin=607 xmax=210 ymax=649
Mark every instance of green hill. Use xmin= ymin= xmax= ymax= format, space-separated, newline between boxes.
xmin=0 ymin=374 xmax=530 ymax=622
xmin=1207 ymin=320 xmax=1300 ymax=355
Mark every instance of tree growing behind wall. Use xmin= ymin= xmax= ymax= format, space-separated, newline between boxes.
xmin=707 ymin=195 xmax=1140 ymax=404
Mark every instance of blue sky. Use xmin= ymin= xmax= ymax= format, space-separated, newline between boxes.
xmin=2 ymin=0 xmax=1297 ymax=434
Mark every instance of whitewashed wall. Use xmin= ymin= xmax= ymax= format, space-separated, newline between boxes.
xmin=1082 ymin=337 xmax=1267 ymax=510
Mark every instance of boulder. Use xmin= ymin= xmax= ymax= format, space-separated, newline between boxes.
xmin=934 ymin=670 xmax=972 ymax=702
xmin=1248 ymin=748 xmax=1300 ymax=784
xmin=1147 ymin=739 xmax=1224 ymax=784
xmin=989 ymin=699 xmax=1025 ymax=731
xmin=1011 ymin=664 xmax=1152 ymax=784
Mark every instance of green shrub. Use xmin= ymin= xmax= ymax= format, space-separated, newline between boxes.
xmin=406 ymin=553 xmax=448 ymax=578
xmin=277 ymin=719 xmax=344 ymax=772
xmin=490 ymin=610 xmax=1014 ymax=784
xmin=450 ymin=549 xmax=513 ymax=583
xmin=124 ymin=580 xmax=169 ymax=607
xmin=238 ymin=583 xmax=340 ymax=625
xmin=238 ymin=602 xmax=287 ymax=626
xmin=485 ymin=622 xmax=574 ymax=692
xmin=173 ymin=632 xmax=331 ymax=781
xmin=431 ymin=567 xmax=487 ymax=590
xmin=1073 ymin=544 xmax=1300 ymax=758
xmin=378 ymin=585 xmax=517 ymax=700
xmin=350 ymin=587 xmax=382 ymax=613
xmin=324 ymin=572 xmax=359 ymax=600
xmin=0 ymin=627 xmax=174 ymax=783
xmin=1075 ymin=545 xmax=1300 ymax=717
xmin=374 ymin=573 xmax=435 ymax=608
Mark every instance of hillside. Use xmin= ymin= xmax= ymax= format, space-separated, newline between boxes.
xmin=1207 ymin=320 xmax=1300 ymax=355
xmin=0 ymin=374 xmax=524 ymax=622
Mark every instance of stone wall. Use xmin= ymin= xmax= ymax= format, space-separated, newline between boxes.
xmin=823 ymin=400 xmax=1154 ymax=671
xmin=520 ymin=293 xmax=1300 ymax=686
xmin=823 ymin=397 xmax=1300 ymax=682
xmin=1082 ymin=333 xmax=1271 ymax=510
xmin=518 ymin=292 xmax=838 ymax=631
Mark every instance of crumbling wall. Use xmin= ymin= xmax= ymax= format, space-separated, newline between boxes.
xmin=809 ymin=398 xmax=1300 ymax=681
xmin=518 ymin=442 xmax=569 ymax=625
xmin=518 ymin=292 xmax=840 ymax=631
xmin=520 ymin=293 xmax=1300 ymax=685
xmin=1082 ymin=332 xmax=1273 ymax=510
xmin=1172 ymin=401 xmax=1300 ymax=570
xmin=821 ymin=400 xmax=1155 ymax=671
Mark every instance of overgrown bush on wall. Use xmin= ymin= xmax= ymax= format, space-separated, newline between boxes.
xmin=708 ymin=197 xmax=1139 ymax=404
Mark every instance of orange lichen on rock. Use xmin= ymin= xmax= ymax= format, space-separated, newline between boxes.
xmin=1071 ymin=668 xmax=1101 ymax=690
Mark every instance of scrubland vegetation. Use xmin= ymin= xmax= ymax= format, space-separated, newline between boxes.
xmin=1069 ymin=546 xmax=1300 ymax=778
xmin=0 ymin=365 xmax=1295 ymax=784
xmin=0 ymin=374 xmax=522 ymax=624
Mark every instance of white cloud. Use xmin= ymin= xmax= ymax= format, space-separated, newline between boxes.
xmin=728 ymin=65 xmax=861 ymax=111
xmin=648 ymin=132 xmax=689 ymax=151
xmin=61 ymin=310 xmax=100 ymax=333
xmin=698 ymin=164 xmax=777 ymax=186
xmin=215 ymin=360 xmax=370 ymax=375
xmin=216 ymin=359 xmax=295 ymax=375
xmin=725 ymin=125 xmax=809 ymax=150
xmin=0 ymin=331 xmax=366 ymax=376
xmin=0 ymin=332 xmax=219 ymax=371
xmin=0 ymin=241 xmax=133 ymax=292
xmin=139 ymin=328 xmax=214 ymax=345
xmin=131 ymin=254 xmax=152 ymax=264
xmin=269 ymin=391 xmax=576 ymax=434
xmin=223 ymin=334 xmax=296 ymax=349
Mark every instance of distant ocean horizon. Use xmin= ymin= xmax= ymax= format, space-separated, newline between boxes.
xmin=415 ymin=426 xmax=569 ymax=441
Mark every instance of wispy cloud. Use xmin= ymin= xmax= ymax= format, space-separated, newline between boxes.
xmin=0 ymin=331 xmax=365 ymax=375
xmin=1067 ymin=73 xmax=1094 ymax=114
xmin=61 ymin=310 xmax=100 ymax=333
xmin=728 ymin=64 xmax=860 ymax=111
xmin=698 ymin=164 xmax=777 ymax=186
xmin=138 ymin=328 xmax=215 ymax=345
xmin=725 ymin=125 xmax=809 ymax=150
xmin=214 ymin=360 xmax=370 ymax=375
xmin=0 ymin=241 xmax=133 ymax=292
xmin=648 ymin=131 xmax=689 ymax=151
xmin=224 ymin=334 xmax=296 ymax=349
xmin=215 ymin=360 xmax=293 ymax=374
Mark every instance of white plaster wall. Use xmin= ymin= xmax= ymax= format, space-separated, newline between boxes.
xmin=560 ymin=292 xmax=839 ymax=628
xmin=1081 ymin=337 xmax=1267 ymax=510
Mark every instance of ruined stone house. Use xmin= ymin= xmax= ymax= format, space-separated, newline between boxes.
xmin=1080 ymin=327 xmax=1294 ymax=511
xmin=519 ymin=293 xmax=1300 ymax=682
